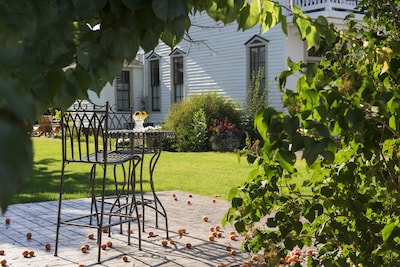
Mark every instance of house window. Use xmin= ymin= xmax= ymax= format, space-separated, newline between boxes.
xmin=170 ymin=48 xmax=185 ymax=104
xmin=116 ymin=70 xmax=131 ymax=111
xmin=147 ymin=53 xmax=161 ymax=111
xmin=245 ymin=35 xmax=269 ymax=92
xmin=304 ymin=45 xmax=322 ymax=64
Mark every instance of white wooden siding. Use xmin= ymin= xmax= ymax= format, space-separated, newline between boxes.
xmin=96 ymin=4 xmax=361 ymax=123
xmin=145 ymin=12 xmax=290 ymax=122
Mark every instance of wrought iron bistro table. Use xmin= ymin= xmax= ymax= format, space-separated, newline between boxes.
xmin=108 ymin=129 xmax=174 ymax=239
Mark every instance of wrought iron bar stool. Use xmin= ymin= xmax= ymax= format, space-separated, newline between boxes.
xmin=54 ymin=100 xmax=142 ymax=263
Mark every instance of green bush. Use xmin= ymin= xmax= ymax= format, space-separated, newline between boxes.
xmin=163 ymin=93 xmax=244 ymax=152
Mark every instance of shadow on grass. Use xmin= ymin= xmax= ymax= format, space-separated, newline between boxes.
xmin=11 ymin=157 xmax=147 ymax=204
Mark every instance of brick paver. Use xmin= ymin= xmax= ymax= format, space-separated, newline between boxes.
xmin=0 ymin=191 xmax=250 ymax=267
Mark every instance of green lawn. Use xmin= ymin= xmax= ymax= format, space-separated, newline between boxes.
xmin=11 ymin=137 xmax=256 ymax=204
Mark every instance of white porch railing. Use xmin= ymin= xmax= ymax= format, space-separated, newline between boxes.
xmin=291 ymin=0 xmax=361 ymax=14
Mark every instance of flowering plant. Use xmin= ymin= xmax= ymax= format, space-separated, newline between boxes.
xmin=209 ymin=119 xmax=241 ymax=142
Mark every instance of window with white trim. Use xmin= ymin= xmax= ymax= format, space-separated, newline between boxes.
xmin=147 ymin=53 xmax=161 ymax=111
xmin=245 ymin=35 xmax=268 ymax=92
xmin=115 ymin=70 xmax=131 ymax=111
xmin=304 ymin=45 xmax=322 ymax=64
xmin=170 ymin=49 xmax=185 ymax=104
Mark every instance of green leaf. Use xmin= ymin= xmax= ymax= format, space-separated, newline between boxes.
xmin=235 ymin=220 xmax=245 ymax=233
xmin=101 ymin=27 xmax=139 ymax=61
xmin=0 ymin=115 xmax=33 ymax=213
xmin=232 ymin=197 xmax=243 ymax=208
xmin=321 ymin=186 xmax=334 ymax=198
xmin=382 ymin=223 xmax=397 ymax=242
xmin=206 ymin=0 xmax=238 ymax=24
xmin=76 ymin=41 xmax=105 ymax=71
xmin=267 ymin=217 xmax=277 ymax=227
xmin=293 ymin=12 xmax=319 ymax=49
xmin=277 ymin=149 xmax=296 ymax=173
xmin=121 ymin=0 xmax=150 ymax=10
xmin=228 ymin=187 xmax=238 ymax=201
xmin=389 ymin=115 xmax=397 ymax=131
xmin=281 ymin=15 xmax=288 ymax=35
xmin=152 ymin=0 xmax=188 ymax=22
xmin=237 ymin=1 xmax=259 ymax=30
xmin=71 ymin=0 xmax=107 ymax=19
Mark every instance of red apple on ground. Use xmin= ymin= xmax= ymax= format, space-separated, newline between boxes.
xmin=161 ymin=240 xmax=168 ymax=247
xmin=22 ymin=250 xmax=29 ymax=257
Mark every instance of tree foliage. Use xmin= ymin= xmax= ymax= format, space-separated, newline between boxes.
xmin=225 ymin=1 xmax=400 ymax=266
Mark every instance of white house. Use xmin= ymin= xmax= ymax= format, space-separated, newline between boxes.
xmin=89 ymin=0 xmax=363 ymax=124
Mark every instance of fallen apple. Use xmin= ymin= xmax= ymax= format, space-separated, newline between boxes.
xmin=161 ymin=240 xmax=168 ymax=247
xmin=26 ymin=232 xmax=32 ymax=239
xmin=80 ymin=246 xmax=87 ymax=253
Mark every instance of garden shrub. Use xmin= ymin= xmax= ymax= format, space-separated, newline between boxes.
xmin=163 ymin=93 xmax=244 ymax=152
xmin=189 ymin=108 xmax=208 ymax=151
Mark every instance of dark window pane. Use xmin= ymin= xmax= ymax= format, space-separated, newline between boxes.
xmin=150 ymin=59 xmax=161 ymax=111
xmin=249 ymin=45 xmax=266 ymax=90
xmin=172 ymin=56 xmax=184 ymax=103
xmin=116 ymin=71 xmax=130 ymax=111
